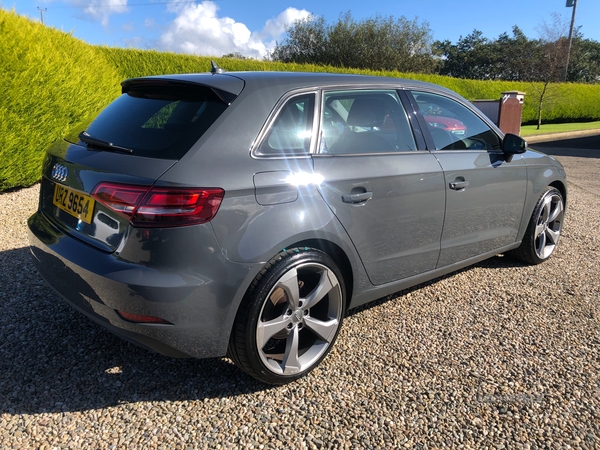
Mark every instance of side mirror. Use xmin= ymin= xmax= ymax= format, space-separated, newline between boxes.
xmin=503 ymin=133 xmax=527 ymax=154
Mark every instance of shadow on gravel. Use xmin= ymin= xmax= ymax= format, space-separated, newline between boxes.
xmin=0 ymin=247 xmax=272 ymax=416
xmin=0 ymin=246 xmax=524 ymax=415
xmin=347 ymin=253 xmax=527 ymax=317
xmin=529 ymin=134 xmax=600 ymax=159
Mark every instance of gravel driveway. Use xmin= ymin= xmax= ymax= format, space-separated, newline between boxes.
xmin=1 ymin=152 xmax=599 ymax=449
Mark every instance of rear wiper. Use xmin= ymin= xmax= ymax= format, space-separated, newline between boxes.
xmin=78 ymin=131 xmax=134 ymax=154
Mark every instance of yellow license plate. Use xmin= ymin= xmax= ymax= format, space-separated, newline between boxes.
xmin=53 ymin=184 xmax=96 ymax=224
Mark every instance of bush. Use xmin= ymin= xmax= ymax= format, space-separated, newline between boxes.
xmin=99 ymin=46 xmax=600 ymax=124
xmin=0 ymin=9 xmax=121 ymax=190
xmin=270 ymin=13 xmax=437 ymax=74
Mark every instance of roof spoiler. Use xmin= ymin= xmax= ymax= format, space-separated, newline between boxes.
xmin=121 ymin=78 xmax=238 ymax=105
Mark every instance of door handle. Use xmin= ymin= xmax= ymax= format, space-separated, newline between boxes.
xmin=342 ymin=191 xmax=373 ymax=203
xmin=449 ymin=180 xmax=469 ymax=190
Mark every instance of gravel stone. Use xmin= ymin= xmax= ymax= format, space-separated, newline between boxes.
xmin=1 ymin=153 xmax=599 ymax=449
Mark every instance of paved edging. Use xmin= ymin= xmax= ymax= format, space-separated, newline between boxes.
xmin=522 ymin=128 xmax=600 ymax=143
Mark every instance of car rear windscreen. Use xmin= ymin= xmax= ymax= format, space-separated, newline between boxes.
xmin=80 ymin=85 xmax=228 ymax=159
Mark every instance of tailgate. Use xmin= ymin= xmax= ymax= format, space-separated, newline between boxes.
xmin=40 ymin=141 xmax=176 ymax=252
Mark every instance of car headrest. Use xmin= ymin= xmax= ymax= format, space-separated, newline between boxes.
xmin=347 ymin=97 xmax=389 ymax=128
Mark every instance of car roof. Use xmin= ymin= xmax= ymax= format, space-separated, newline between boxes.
xmin=124 ymin=71 xmax=459 ymax=99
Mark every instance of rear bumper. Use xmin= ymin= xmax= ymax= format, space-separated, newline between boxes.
xmin=27 ymin=211 xmax=261 ymax=359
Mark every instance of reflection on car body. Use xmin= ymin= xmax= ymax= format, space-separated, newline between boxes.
xmin=424 ymin=115 xmax=467 ymax=135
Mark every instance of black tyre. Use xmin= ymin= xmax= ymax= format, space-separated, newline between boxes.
xmin=228 ymin=248 xmax=346 ymax=385
xmin=510 ymin=187 xmax=565 ymax=265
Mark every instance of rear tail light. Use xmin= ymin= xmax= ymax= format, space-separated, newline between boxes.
xmin=92 ymin=184 xmax=149 ymax=215
xmin=92 ymin=183 xmax=224 ymax=227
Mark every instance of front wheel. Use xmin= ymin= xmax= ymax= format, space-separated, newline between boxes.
xmin=510 ymin=187 xmax=565 ymax=264
xmin=228 ymin=248 xmax=346 ymax=384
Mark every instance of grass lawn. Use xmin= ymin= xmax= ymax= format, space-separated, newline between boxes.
xmin=521 ymin=121 xmax=600 ymax=135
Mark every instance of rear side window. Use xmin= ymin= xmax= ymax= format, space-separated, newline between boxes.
xmin=255 ymin=94 xmax=315 ymax=157
xmin=82 ymin=86 xmax=228 ymax=159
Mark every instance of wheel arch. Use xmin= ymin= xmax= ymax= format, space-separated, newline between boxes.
xmin=518 ymin=152 xmax=568 ymax=242
xmin=286 ymin=238 xmax=354 ymax=308
xmin=224 ymin=234 xmax=362 ymax=359
xmin=518 ymin=177 xmax=567 ymax=243
xmin=227 ymin=245 xmax=351 ymax=383
xmin=549 ymin=179 xmax=567 ymax=207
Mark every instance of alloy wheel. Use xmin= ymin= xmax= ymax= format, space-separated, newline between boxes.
xmin=256 ymin=262 xmax=343 ymax=375
xmin=534 ymin=192 xmax=564 ymax=259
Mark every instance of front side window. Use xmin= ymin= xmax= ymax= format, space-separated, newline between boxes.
xmin=411 ymin=91 xmax=501 ymax=151
xmin=255 ymin=94 xmax=315 ymax=157
xmin=319 ymin=90 xmax=416 ymax=154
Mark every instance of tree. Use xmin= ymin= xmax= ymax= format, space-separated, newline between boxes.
xmin=433 ymin=27 xmax=542 ymax=81
xmin=492 ymin=27 xmax=542 ymax=81
xmin=434 ymin=20 xmax=600 ymax=86
xmin=433 ymin=14 xmax=599 ymax=128
xmin=222 ymin=52 xmax=249 ymax=60
xmin=434 ymin=30 xmax=495 ymax=79
xmin=271 ymin=12 xmax=437 ymax=73
xmin=566 ymin=36 xmax=600 ymax=83
xmin=529 ymin=13 xmax=570 ymax=129
xmin=270 ymin=16 xmax=329 ymax=65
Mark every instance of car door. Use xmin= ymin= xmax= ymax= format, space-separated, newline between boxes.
xmin=407 ymin=90 xmax=527 ymax=268
xmin=312 ymin=88 xmax=446 ymax=286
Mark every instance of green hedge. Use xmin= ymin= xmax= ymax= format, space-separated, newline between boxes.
xmin=0 ymin=10 xmax=122 ymax=190
xmin=2 ymin=9 xmax=600 ymax=191
xmin=100 ymin=47 xmax=600 ymax=125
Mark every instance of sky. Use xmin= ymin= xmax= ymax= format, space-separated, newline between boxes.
xmin=6 ymin=0 xmax=600 ymax=59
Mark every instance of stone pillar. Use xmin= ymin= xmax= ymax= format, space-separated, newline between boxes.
xmin=498 ymin=91 xmax=525 ymax=136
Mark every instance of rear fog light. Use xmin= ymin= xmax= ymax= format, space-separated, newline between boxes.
xmin=117 ymin=310 xmax=173 ymax=325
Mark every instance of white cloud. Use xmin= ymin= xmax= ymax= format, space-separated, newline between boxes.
xmin=46 ymin=0 xmax=129 ymax=27
xmin=158 ymin=2 xmax=311 ymax=58
xmin=85 ymin=0 xmax=128 ymax=27
xmin=122 ymin=36 xmax=151 ymax=48
xmin=121 ymin=21 xmax=135 ymax=32
xmin=260 ymin=7 xmax=311 ymax=43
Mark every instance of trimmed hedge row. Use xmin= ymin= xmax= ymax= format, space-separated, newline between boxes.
xmin=0 ymin=10 xmax=121 ymax=190
xmin=100 ymin=47 xmax=600 ymax=125
xmin=2 ymin=9 xmax=600 ymax=191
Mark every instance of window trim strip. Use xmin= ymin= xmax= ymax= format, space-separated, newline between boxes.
xmin=250 ymin=89 xmax=319 ymax=160
xmin=315 ymin=87 xmax=420 ymax=156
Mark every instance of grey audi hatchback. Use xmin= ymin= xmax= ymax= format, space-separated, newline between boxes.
xmin=28 ymin=66 xmax=567 ymax=384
